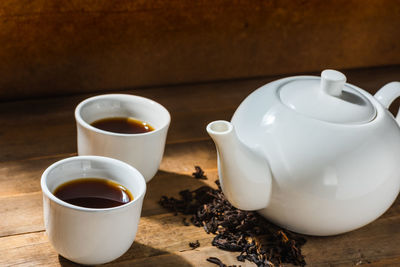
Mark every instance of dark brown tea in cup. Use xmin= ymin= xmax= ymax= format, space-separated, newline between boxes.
xmin=53 ymin=178 xmax=133 ymax=208
xmin=91 ymin=117 xmax=154 ymax=134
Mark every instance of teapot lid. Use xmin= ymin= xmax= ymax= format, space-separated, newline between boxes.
xmin=279 ymin=70 xmax=376 ymax=124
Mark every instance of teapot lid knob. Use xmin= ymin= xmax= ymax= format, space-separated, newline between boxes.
xmin=279 ymin=69 xmax=376 ymax=124
xmin=321 ymin=69 xmax=346 ymax=97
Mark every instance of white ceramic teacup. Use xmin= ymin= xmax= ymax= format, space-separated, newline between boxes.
xmin=41 ymin=156 xmax=146 ymax=265
xmin=75 ymin=94 xmax=170 ymax=182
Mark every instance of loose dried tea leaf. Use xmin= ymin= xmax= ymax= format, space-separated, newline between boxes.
xmin=189 ymin=240 xmax=200 ymax=249
xmin=182 ymin=217 xmax=190 ymax=226
xmin=192 ymin=166 xmax=208 ymax=179
xmin=207 ymin=256 xmax=239 ymax=267
xmin=159 ymin=177 xmax=307 ymax=267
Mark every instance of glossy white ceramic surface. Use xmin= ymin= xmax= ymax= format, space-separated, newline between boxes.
xmin=41 ymin=156 xmax=146 ymax=265
xmin=279 ymin=74 xmax=376 ymax=124
xmin=207 ymin=121 xmax=272 ymax=210
xmin=75 ymin=94 xmax=170 ymax=182
xmin=207 ymin=70 xmax=400 ymax=236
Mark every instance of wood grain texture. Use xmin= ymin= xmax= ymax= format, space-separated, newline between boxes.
xmin=0 ymin=153 xmax=219 ymax=236
xmin=0 ymin=140 xmax=221 ymax=237
xmin=0 ymin=65 xmax=399 ymax=163
xmin=0 ymin=141 xmax=218 ymax=198
xmin=0 ymin=0 xmax=399 ymax=99
xmin=1 ymin=199 xmax=400 ymax=266
xmin=1 ymin=66 xmax=400 ymax=266
xmin=1 ymin=139 xmax=400 ymax=264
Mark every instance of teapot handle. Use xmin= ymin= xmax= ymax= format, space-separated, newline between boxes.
xmin=374 ymin=82 xmax=400 ymax=123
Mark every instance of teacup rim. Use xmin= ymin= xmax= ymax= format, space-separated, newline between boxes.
xmin=41 ymin=155 xmax=147 ymax=212
xmin=74 ymin=93 xmax=171 ymax=137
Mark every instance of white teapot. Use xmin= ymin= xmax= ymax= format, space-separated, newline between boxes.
xmin=206 ymin=70 xmax=400 ymax=236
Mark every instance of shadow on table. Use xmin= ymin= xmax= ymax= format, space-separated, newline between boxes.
xmin=141 ymin=169 xmax=216 ymax=217
xmin=58 ymin=241 xmax=195 ymax=266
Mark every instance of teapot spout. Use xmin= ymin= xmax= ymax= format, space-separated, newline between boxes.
xmin=206 ymin=121 xmax=272 ymax=210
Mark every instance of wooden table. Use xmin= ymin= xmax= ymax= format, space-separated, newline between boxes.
xmin=1 ymin=66 xmax=400 ymax=266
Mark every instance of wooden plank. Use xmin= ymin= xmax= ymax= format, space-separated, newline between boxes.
xmin=0 ymin=214 xmax=216 ymax=267
xmin=1 ymin=209 xmax=400 ymax=267
xmin=1 ymin=66 xmax=399 ymax=163
xmin=107 ymin=246 xmax=255 ymax=267
xmin=0 ymin=0 xmax=399 ymax=99
xmin=334 ymin=256 xmax=400 ymax=267
xmin=304 ymin=214 xmax=400 ymax=266
xmin=0 ymin=192 xmax=44 ymax=237
xmin=0 ymin=140 xmax=221 ymax=236
xmin=0 ymin=77 xmax=260 ymax=162
xmin=4 ymin=138 xmax=399 ymax=241
xmin=0 ymin=140 xmax=218 ymax=197
xmin=0 ymin=154 xmax=73 ymax=196
xmin=1 ymin=154 xmax=400 ymax=254
xmin=0 ymin=169 xmax=219 ymax=237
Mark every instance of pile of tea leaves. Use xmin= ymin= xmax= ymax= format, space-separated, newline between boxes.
xmin=159 ymin=173 xmax=306 ymax=267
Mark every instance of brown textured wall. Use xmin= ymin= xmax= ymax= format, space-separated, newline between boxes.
xmin=0 ymin=0 xmax=400 ymax=99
